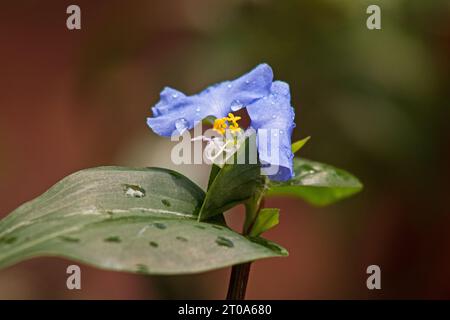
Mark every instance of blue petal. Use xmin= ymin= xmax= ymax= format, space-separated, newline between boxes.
xmin=246 ymin=81 xmax=296 ymax=181
xmin=151 ymin=87 xmax=186 ymax=117
xmin=147 ymin=63 xmax=273 ymax=136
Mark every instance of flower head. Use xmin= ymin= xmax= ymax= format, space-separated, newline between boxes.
xmin=147 ymin=64 xmax=296 ymax=181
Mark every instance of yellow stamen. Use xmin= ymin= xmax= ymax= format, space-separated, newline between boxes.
xmin=213 ymin=118 xmax=227 ymax=135
xmin=226 ymin=113 xmax=241 ymax=133
xmin=229 ymin=123 xmax=241 ymax=133
xmin=227 ymin=113 xmax=241 ymax=124
xmin=213 ymin=113 xmax=242 ymax=135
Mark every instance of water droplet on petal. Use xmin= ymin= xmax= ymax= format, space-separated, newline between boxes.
xmin=196 ymin=107 xmax=201 ymax=113
xmin=216 ymin=236 xmax=234 ymax=248
xmin=245 ymin=80 xmax=250 ymax=84
xmin=227 ymin=84 xmax=232 ymax=88
xmin=175 ymin=118 xmax=188 ymax=134
xmin=279 ymin=130 xmax=284 ymax=134
xmin=272 ymin=114 xmax=277 ymax=119
xmin=172 ymin=93 xmax=178 ymax=98
xmin=123 ymin=184 xmax=146 ymax=198
xmin=231 ymin=100 xmax=243 ymax=112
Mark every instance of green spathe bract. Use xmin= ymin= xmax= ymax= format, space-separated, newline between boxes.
xmin=198 ymin=136 xmax=264 ymax=221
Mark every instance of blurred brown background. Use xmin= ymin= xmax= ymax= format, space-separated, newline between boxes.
xmin=0 ymin=0 xmax=449 ymax=299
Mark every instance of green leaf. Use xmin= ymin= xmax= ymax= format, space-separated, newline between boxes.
xmin=0 ymin=167 xmax=287 ymax=275
xmin=267 ymin=158 xmax=363 ymax=206
xmin=291 ymin=136 xmax=311 ymax=154
xmin=249 ymin=208 xmax=280 ymax=237
xmin=207 ymin=164 xmax=221 ymax=190
xmin=198 ymin=136 xmax=264 ymax=221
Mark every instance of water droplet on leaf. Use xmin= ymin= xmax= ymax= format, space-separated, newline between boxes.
xmin=123 ymin=184 xmax=146 ymax=198
xmin=299 ymin=164 xmax=317 ymax=176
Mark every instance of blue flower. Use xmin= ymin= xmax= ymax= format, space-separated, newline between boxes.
xmin=147 ymin=64 xmax=296 ymax=181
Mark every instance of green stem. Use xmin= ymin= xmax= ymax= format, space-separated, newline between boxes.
xmin=226 ymin=191 xmax=265 ymax=300
xmin=226 ymin=262 xmax=252 ymax=300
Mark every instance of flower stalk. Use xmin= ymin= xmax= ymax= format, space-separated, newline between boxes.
xmin=226 ymin=262 xmax=252 ymax=300
xmin=226 ymin=188 xmax=266 ymax=300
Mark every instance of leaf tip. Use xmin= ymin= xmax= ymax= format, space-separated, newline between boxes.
xmin=291 ymin=136 xmax=311 ymax=154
